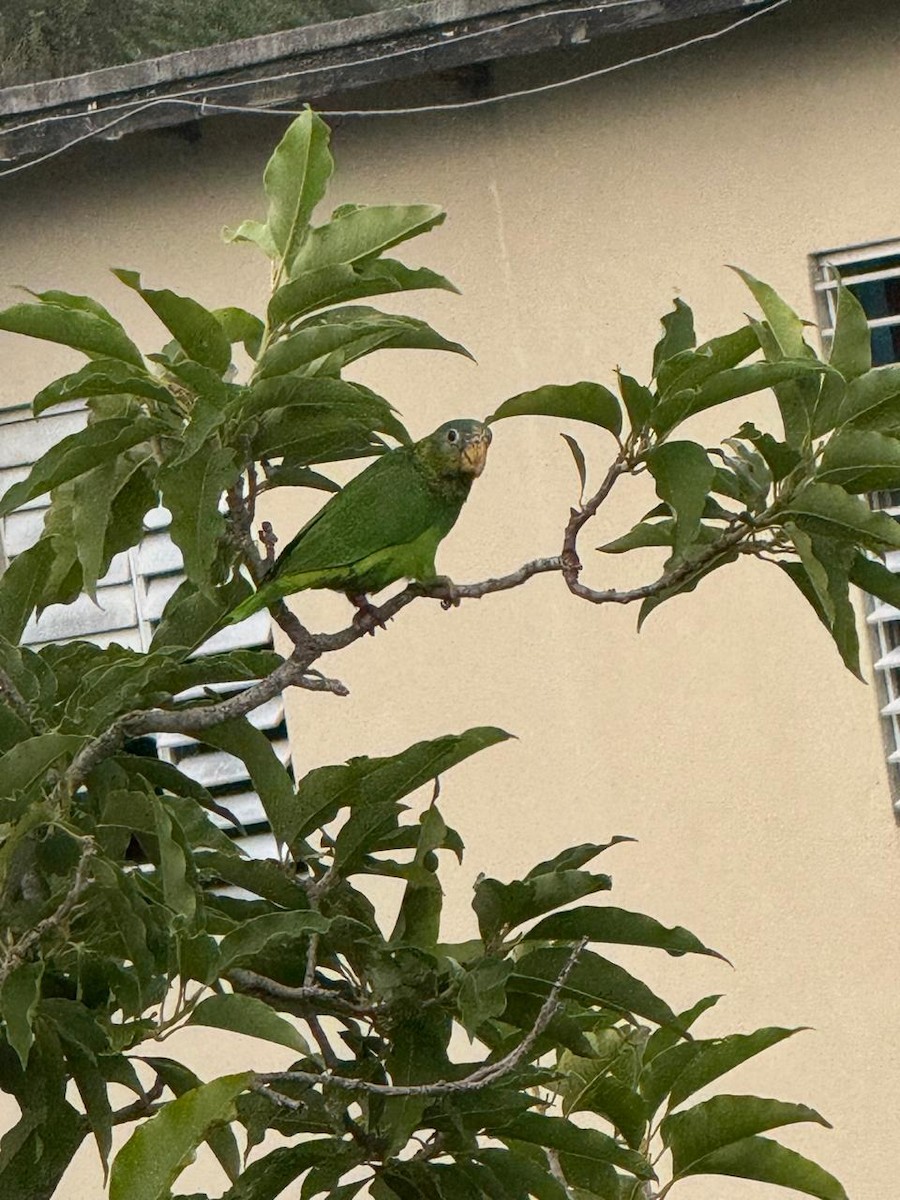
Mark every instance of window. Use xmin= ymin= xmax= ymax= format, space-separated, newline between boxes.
xmin=812 ymin=241 xmax=900 ymax=811
xmin=0 ymin=398 xmax=282 ymax=856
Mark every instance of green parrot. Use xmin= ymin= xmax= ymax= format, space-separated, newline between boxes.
xmin=228 ymin=418 xmax=491 ymax=624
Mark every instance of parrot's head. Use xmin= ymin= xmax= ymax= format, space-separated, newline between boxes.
xmin=419 ymin=419 xmax=492 ymax=479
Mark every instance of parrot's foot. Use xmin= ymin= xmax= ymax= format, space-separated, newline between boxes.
xmin=348 ymin=594 xmax=387 ymax=636
xmin=417 ymin=575 xmax=460 ymax=610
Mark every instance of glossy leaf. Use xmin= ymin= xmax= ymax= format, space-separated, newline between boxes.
xmin=0 ymin=733 xmax=84 ymax=795
xmin=838 ymin=364 xmax=900 ymax=432
xmin=818 ymin=429 xmax=900 ymax=492
xmin=488 ymin=382 xmax=622 ymax=437
xmin=113 ymin=269 xmax=232 ymax=374
xmin=158 ymin=446 xmax=240 ymax=590
xmin=263 ymin=111 xmax=334 ymax=267
xmin=290 ymin=727 xmax=510 ymax=845
xmin=148 ymin=575 xmax=253 ymax=657
xmin=290 ymin=203 xmax=446 ymax=276
xmin=1 ymin=961 xmax=44 ymax=1068
xmin=511 ymin=946 xmax=678 ymax=1029
xmin=459 ymin=958 xmax=513 ymax=1036
xmin=213 ymin=307 xmax=265 ymax=357
xmin=780 ymin=482 xmax=900 ymax=551
xmin=189 ymin=994 xmax=311 ymax=1055
xmin=500 ymin=1113 xmax=653 ymax=1181
xmin=0 ymin=417 xmax=162 ymax=517
xmin=32 ymin=359 xmax=174 ymax=416
xmin=523 ymin=905 xmax=725 ymax=960
xmin=849 ymin=552 xmax=900 ymax=608
xmin=674 ymin=1133 xmax=848 ymax=1199
xmin=268 ymin=258 xmax=458 ymax=330
xmin=0 ymin=298 xmax=143 ymax=366
xmin=644 ymin=1026 xmax=803 ymax=1112
xmin=220 ymin=1141 xmax=343 ymax=1200
xmin=525 ymin=838 xmax=634 ymax=879
xmin=732 ymin=268 xmax=811 ymax=359
xmin=646 ymin=441 xmax=716 ymax=559
xmin=617 ymin=371 xmax=655 ymax=433
xmin=652 ymin=298 xmax=696 ymax=379
xmin=218 ymin=911 xmax=332 ymax=969
xmin=827 ymin=274 xmax=871 ymax=381
xmin=196 ymin=719 xmax=297 ymax=848
xmin=474 ymin=870 xmax=612 ymax=941
xmin=663 ymin=1093 xmax=831 ymax=1176
xmin=657 ymin=324 xmax=760 ymax=399
xmin=109 ymin=1072 xmax=252 ymax=1200
xmin=560 ymin=433 xmax=587 ymax=502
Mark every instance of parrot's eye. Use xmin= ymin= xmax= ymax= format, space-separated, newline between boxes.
xmin=446 ymin=429 xmax=459 ymax=444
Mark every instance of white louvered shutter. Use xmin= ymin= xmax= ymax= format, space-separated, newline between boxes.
xmin=813 ymin=243 xmax=900 ymax=809
xmin=0 ymin=399 xmax=281 ymax=855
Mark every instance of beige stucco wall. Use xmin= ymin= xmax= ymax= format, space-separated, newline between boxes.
xmin=1 ymin=0 xmax=898 ymax=1194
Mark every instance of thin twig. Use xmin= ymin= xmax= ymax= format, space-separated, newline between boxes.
xmin=0 ymin=665 xmax=34 ymax=728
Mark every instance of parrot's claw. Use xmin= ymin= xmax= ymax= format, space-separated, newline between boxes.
xmin=348 ymin=594 xmax=387 ymax=636
xmin=423 ymin=575 xmax=460 ymax=610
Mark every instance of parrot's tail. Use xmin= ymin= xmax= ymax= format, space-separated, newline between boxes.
xmin=226 ymin=586 xmax=270 ymax=625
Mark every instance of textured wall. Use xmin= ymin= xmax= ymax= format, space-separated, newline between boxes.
xmin=1 ymin=0 xmax=897 ymax=1194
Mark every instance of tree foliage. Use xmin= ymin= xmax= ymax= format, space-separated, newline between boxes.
xmin=0 ymin=109 xmax=889 ymax=1198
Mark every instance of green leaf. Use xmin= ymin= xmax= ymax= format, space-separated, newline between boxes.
xmin=827 ymin=274 xmax=871 ymax=381
xmin=732 ymin=268 xmax=810 ymax=359
xmin=657 ymin=325 xmax=760 ymax=399
xmin=220 ymin=1141 xmax=344 ymax=1200
xmin=149 ymin=575 xmax=253 ymax=657
xmin=560 ymin=1058 xmax=649 ymax=1150
xmin=473 ymin=870 xmax=612 ymax=941
xmin=849 ymin=552 xmax=900 ymax=608
xmin=290 ymin=727 xmax=510 ymax=845
xmin=33 ymin=358 xmax=174 ymax=417
xmin=734 ymin=421 xmax=802 ymax=482
xmin=196 ymin=718 xmax=297 ymax=847
xmin=459 ymin=958 xmax=513 ymax=1036
xmin=500 ymin=1113 xmax=653 ymax=1181
xmin=332 ymin=801 xmax=404 ymax=876
xmin=488 ymin=382 xmax=622 ymax=437
xmin=523 ymin=906 xmax=725 ymax=960
xmin=139 ymin=1057 xmax=241 ymax=1182
xmin=73 ymin=453 xmax=153 ymax=601
xmin=525 ymin=838 xmax=634 ymax=879
xmin=652 ymin=360 xmax=827 ymax=436
xmin=0 ymin=417 xmax=162 ymax=517
xmin=268 ymin=259 xmax=458 ymax=330
xmin=1 ymin=961 xmax=44 ymax=1068
xmin=780 ymin=482 xmax=900 ymax=551
xmin=290 ymin=204 xmax=446 ymax=277
xmin=560 ymin=433 xmax=587 ymax=502
xmin=0 ymin=298 xmax=144 ymax=366
xmin=109 ymin=1072 xmax=252 ymax=1200
xmin=189 ymin=994 xmax=310 ymax=1055
xmin=218 ymin=911 xmax=332 ymax=969
xmin=643 ymin=994 xmax=722 ymax=1064
xmin=113 ymin=269 xmax=232 ymax=374
xmin=674 ymin=1133 xmax=847 ymax=1200
xmin=663 ymin=1094 xmax=831 ymax=1176
xmin=652 ymin=298 xmax=695 ymax=378
xmin=511 ymin=946 xmax=677 ymax=1029
xmin=838 ymin=365 xmax=900 ymax=432
xmin=213 ymin=307 xmax=265 ymax=358
xmin=64 ymin=1039 xmax=113 ymax=1179
xmin=0 ymin=733 xmax=84 ymax=795
xmin=151 ymin=796 xmax=196 ymax=918
xmin=617 ymin=372 xmax=655 ymax=434
xmin=818 ymin=429 xmax=900 ymax=492
xmin=382 ymin=1010 xmax=452 ymax=1153
xmin=158 ymin=445 xmax=239 ymax=591
xmin=263 ymin=111 xmax=334 ymax=268
xmin=237 ymin=375 xmax=410 ymax=447
xmin=0 ymin=540 xmax=57 ymax=642
xmin=476 ymin=1148 xmax=568 ymax=1200
xmin=645 ymin=441 xmax=715 ymax=559
xmin=223 ymin=218 xmax=278 ymax=258
xmin=643 ymin=1026 xmax=803 ymax=1112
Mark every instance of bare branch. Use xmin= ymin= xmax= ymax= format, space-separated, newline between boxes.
xmin=256 ymin=937 xmax=587 ymax=1102
xmin=227 ymin=968 xmax=377 ymax=1018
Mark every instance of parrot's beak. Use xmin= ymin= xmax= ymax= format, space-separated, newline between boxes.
xmin=460 ymin=426 xmax=491 ymax=477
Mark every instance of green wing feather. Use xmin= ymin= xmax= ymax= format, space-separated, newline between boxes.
xmin=229 ymin=447 xmax=465 ymax=620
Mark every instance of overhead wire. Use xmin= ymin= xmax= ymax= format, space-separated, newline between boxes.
xmin=0 ymin=0 xmax=791 ymax=180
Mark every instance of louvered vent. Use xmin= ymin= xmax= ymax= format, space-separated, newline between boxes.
xmin=0 ymin=400 xmax=280 ymax=856
xmin=812 ymin=243 xmax=900 ymax=810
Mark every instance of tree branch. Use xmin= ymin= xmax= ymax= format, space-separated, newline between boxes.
xmin=255 ymin=936 xmax=587 ymax=1103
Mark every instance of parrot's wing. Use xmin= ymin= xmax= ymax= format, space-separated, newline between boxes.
xmin=274 ymin=447 xmax=454 ymax=577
